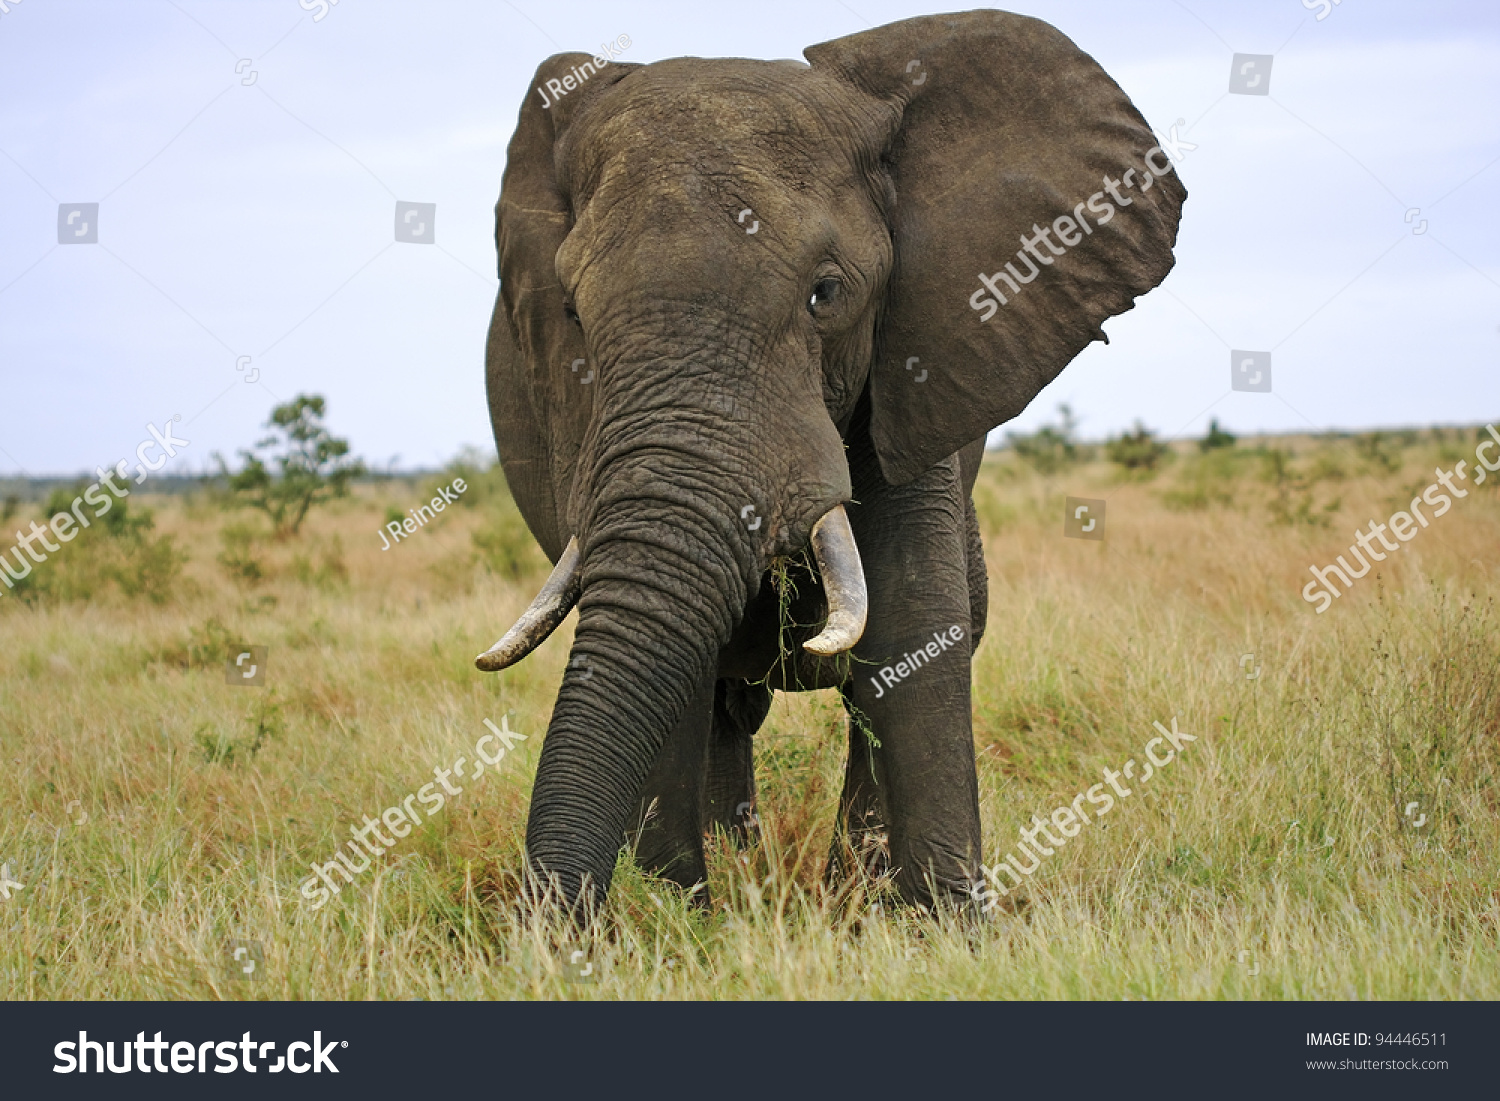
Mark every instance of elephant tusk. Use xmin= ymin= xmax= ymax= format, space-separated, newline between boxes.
xmin=475 ymin=536 xmax=582 ymax=672
xmin=803 ymin=505 xmax=868 ymax=657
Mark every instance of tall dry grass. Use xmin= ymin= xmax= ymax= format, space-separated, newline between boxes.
xmin=1 ymin=430 xmax=1496 ymax=999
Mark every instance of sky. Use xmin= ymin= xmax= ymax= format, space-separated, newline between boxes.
xmin=0 ymin=0 xmax=1496 ymax=477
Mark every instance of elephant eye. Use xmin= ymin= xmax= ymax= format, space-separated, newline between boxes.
xmin=808 ymin=278 xmax=840 ymax=315
xmin=563 ymin=301 xmax=581 ymax=325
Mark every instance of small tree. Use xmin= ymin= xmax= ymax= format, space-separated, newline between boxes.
xmin=217 ymin=395 xmax=364 ymax=537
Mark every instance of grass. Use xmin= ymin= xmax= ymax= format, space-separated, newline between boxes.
xmin=1 ymin=430 xmax=1497 ymax=999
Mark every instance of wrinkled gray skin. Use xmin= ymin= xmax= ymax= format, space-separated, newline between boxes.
xmin=484 ymin=10 xmax=1184 ymax=918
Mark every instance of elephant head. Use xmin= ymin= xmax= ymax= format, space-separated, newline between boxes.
xmin=479 ymin=10 xmax=1184 ymax=914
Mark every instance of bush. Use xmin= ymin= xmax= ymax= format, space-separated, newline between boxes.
xmin=1354 ymin=431 xmax=1402 ymax=473
xmin=217 ymin=520 xmax=267 ymax=584
xmin=1105 ymin=421 xmax=1169 ymax=471
xmin=113 ymin=528 xmax=184 ymax=602
xmin=4 ymin=488 xmax=184 ymax=605
xmin=1006 ymin=404 xmax=1082 ymax=475
xmin=424 ymin=447 xmax=502 ymax=510
xmin=1306 ymin=449 xmax=1347 ymax=483
xmin=473 ymin=509 xmax=547 ymax=581
xmin=196 ymin=693 xmax=285 ymax=766
xmin=432 ymin=450 xmax=551 ymax=581
xmin=1161 ymin=448 xmax=1250 ymax=512
xmin=1199 ymin=418 xmax=1236 ymax=452
xmin=1260 ymin=448 xmax=1340 ymax=527
xmin=290 ymin=536 xmax=348 ymax=590
xmin=156 ymin=616 xmax=235 ymax=671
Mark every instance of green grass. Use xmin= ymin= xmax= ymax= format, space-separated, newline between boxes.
xmin=1 ymin=431 xmax=1497 ymax=999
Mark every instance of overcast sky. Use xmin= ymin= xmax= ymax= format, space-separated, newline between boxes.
xmin=1 ymin=0 xmax=1496 ymax=477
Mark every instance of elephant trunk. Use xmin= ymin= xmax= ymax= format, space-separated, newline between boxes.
xmin=522 ymin=454 xmax=755 ymax=915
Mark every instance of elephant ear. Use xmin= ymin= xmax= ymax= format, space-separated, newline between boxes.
xmin=805 ymin=11 xmax=1185 ymax=486
xmin=489 ymin=53 xmax=637 ymax=560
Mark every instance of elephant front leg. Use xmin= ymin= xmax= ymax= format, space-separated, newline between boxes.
xmin=627 ymin=677 xmax=717 ymax=902
xmin=838 ymin=452 xmax=983 ymax=912
xmin=826 ymin=684 xmax=892 ymax=887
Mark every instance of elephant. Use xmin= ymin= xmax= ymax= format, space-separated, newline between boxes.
xmin=476 ymin=9 xmax=1184 ymax=919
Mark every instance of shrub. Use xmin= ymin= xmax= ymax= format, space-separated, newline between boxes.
xmin=1199 ymin=418 xmax=1236 ymax=452
xmin=1354 ymin=431 xmax=1402 ymax=473
xmin=473 ymin=509 xmax=547 ymax=581
xmin=112 ymin=528 xmax=184 ymax=602
xmin=217 ymin=520 xmax=268 ymax=584
xmin=1260 ymin=448 xmax=1340 ymax=527
xmin=290 ymin=536 xmax=348 ymax=590
xmin=196 ymin=693 xmax=285 ymax=766
xmin=157 ymin=616 xmax=235 ymax=671
xmin=1006 ymin=404 xmax=1082 ymax=475
xmin=5 ymin=488 xmax=184 ymax=605
xmin=1161 ymin=448 xmax=1250 ymax=512
xmin=1105 ymin=421 xmax=1169 ymax=471
xmin=446 ymin=451 xmax=550 ymax=581
xmin=424 ymin=447 xmax=503 ymax=510
xmin=1306 ymin=450 xmax=1347 ymax=483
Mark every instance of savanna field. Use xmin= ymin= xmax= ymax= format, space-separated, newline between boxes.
xmin=2 ymin=424 xmax=1497 ymax=1000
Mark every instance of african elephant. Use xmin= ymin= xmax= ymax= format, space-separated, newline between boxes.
xmin=477 ymin=9 xmax=1184 ymax=918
